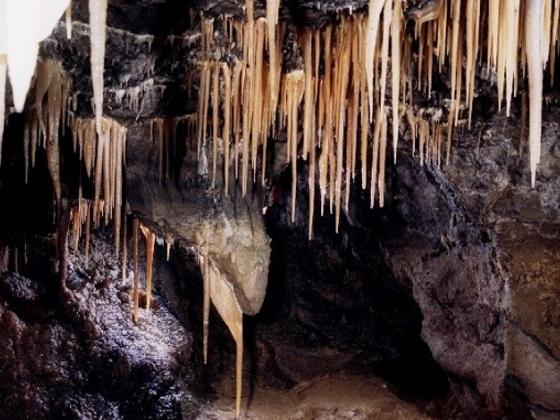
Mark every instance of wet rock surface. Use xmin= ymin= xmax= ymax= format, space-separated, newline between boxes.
xmin=0 ymin=232 xmax=193 ymax=419
xmin=363 ymin=102 xmax=560 ymax=417
xmin=443 ymin=107 xmax=560 ymax=417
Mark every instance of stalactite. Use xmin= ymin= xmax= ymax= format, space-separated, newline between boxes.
xmin=197 ymin=259 xmax=244 ymax=418
xmin=66 ymin=3 xmax=73 ymax=40
xmin=549 ymin=0 xmax=560 ymax=82
xmin=378 ymin=109 xmax=388 ymax=207
xmin=285 ymin=70 xmax=305 ymax=224
xmin=152 ymin=118 xmax=171 ymax=184
xmin=193 ymin=0 xmax=560 ymax=240
xmin=232 ymin=59 xmax=243 ymax=181
xmin=334 ymin=21 xmax=352 ymax=233
xmin=360 ymin=69 xmax=370 ymax=190
xmin=365 ymin=0 xmax=386 ymax=121
xmin=526 ymin=0 xmax=544 ymax=187
xmin=222 ymin=64 xmax=232 ymax=196
xmin=29 ymin=60 xmax=69 ymax=203
xmin=319 ymin=26 xmax=333 ymax=215
xmin=303 ymin=32 xmax=314 ymax=161
xmin=89 ymin=0 xmax=108 ymax=137
xmin=165 ymin=235 xmax=174 ymax=261
xmin=303 ymin=31 xmax=316 ymax=238
xmin=69 ymin=115 xmax=127 ymax=256
xmin=465 ymin=0 xmax=481 ymax=127
xmin=450 ymin=0 xmax=461 ymax=125
xmin=392 ymin=0 xmax=402 ymax=164
xmin=251 ymin=19 xmax=266 ymax=182
xmin=370 ymin=108 xmax=382 ymax=207
xmin=1 ymin=1 xmax=70 ymax=112
xmin=488 ymin=0 xmax=501 ymax=69
xmin=241 ymin=67 xmax=253 ymax=196
xmin=266 ymin=0 xmax=281 ymax=117
xmin=211 ymin=63 xmax=220 ymax=187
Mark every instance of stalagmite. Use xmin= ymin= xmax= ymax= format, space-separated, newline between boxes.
xmin=202 ymin=251 xmax=210 ymax=365
xmin=205 ymin=261 xmax=244 ymax=418
xmin=525 ymin=0 xmax=544 ymax=187
xmin=84 ymin=202 xmax=91 ymax=268
xmin=71 ymin=203 xmax=81 ymax=253
xmin=132 ymin=218 xmax=140 ymax=324
xmin=121 ymin=212 xmax=128 ymax=284
xmin=140 ymin=224 xmax=156 ymax=312
xmin=58 ymin=205 xmax=71 ymax=292
xmin=89 ymin=0 xmax=108 ymax=137
xmin=520 ymin=90 xmax=528 ymax=155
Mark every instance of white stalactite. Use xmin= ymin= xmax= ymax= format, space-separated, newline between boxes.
xmin=525 ymin=0 xmax=544 ymax=187
xmin=89 ymin=0 xmax=108 ymax=137
xmin=365 ymin=0 xmax=386 ymax=122
xmin=66 ymin=4 xmax=73 ymax=40
xmin=0 ymin=0 xmax=69 ymax=112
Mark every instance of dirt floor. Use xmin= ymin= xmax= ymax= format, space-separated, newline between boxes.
xmin=197 ymin=372 xmax=432 ymax=419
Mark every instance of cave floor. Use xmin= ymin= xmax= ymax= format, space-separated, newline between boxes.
xmin=0 ymin=229 xmax=446 ymax=418
xmin=198 ymin=372 xmax=432 ymax=419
